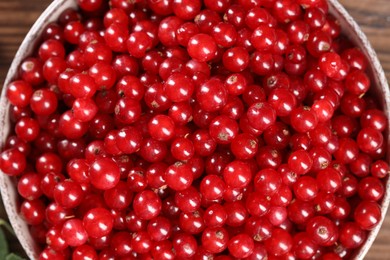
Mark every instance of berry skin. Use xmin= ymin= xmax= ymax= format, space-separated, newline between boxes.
xmin=268 ymin=88 xmax=297 ymax=117
xmin=20 ymin=199 xmax=46 ymax=225
xmin=165 ymin=162 xmax=193 ymax=191
xmin=292 ymin=232 xmax=318 ymax=259
xmin=212 ymin=22 xmax=238 ymax=48
xmin=306 ymin=216 xmax=338 ymax=246
xmin=0 ymin=148 xmax=26 ymax=176
xmin=15 ymin=117 xmax=40 ymax=142
xmin=115 ymin=126 xmax=143 ymax=154
xmin=293 ymin=176 xmax=318 ymax=201
xmin=223 ymin=160 xmax=252 ymax=189
xmin=223 ymin=47 xmax=250 ymax=72
xmin=345 ymin=70 xmax=370 ymax=96
xmin=17 ymin=172 xmax=42 ymax=200
xmin=339 ymin=222 xmax=367 ymax=249
xmin=6 ymin=80 xmax=33 ymax=107
xmin=89 ymin=158 xmax=120 ymax=190
xmin=200 ymin=175 xmax=226 ymax=200
xmin=114 ymin=97 xmax=142 ymax=124
xmin=316 ymin=168 xmax=342 ymax=193
xmin=158 ymin=16 xmax=183 ymax=47
xmin=319 ymin=52 xmax=342 ymax=78
xmin=251 ymin=24 xmax=276 ymax=52
xmin=288 ymin=150 xmax=313 ymax=175
xmin=371 ymin=160 xmax=390 ymax=179
xmin=247 ymin=102 xmax=276 ymax=131
xmin=209 ymin=115 xmax=239 ymax=144
xmin=164 ymin=72 xmax=195 ymax=102
xmin=59 ymin=111 xmax=88 ymax=139
xmin=290 ymin=106 xmax=318 ymax=133
xmin=171 ymin=233 xmax=196 ymax=258
xmin=265 ymin=228 xmax=293 ymax=256
xmin=357 ymin=127 xmax=383 ymax=153
xmin=354 ymin=200 xmax=381 ymax=230
xmin=133 ymin=190 xmax=162 ymax=220
xmin=187 ymin=34 xmax=218 ymax=62
xmin=148 ymin=115 xmax=176 ymax=142
xmin=69 ymin=73 xmax=97 ymax=98
xmin=254 ymin=168 xmax=281 ymax=196
xmin=231 ymin=133 xmax=258 ymax=159
xmin=173 ymin=0 xmax=202 ymax=20
xmin=46 ymin=226 xmax=67 ymax=251
xmin=53 ymin=180 xmax=84 ymax=209
xmin=72 ymin=98 xmax=98 ymax=122
xmin=127 ymin=32 xmax=153 ymax=58
xmin=246 ymin=192 xmax=271 ymax=217
xmin=228 ymin=233 xmax=254 ymax=258
xmin=83 ymin=207 xmax=114 ymax=238
xmin=334 ymin=138 xmax=360 ymax=164
xmin=360 ymin=109 xmax=387 ymax=132
xmin=78 ymin=0 xmax=103 ymax=12
xmin=72 ymin=244 xmax=98 ymax=260
xmin=139 ymin=138 xmax=168 ymax=163
xmin=19 ymin=58 xmax=45 ymax=86
xmin=2 ymin=1 xmax=389 ymax=259
xmin=170 ymin=137 xmax=195 ymax=161
xmin=196 ymin=78 xmax=228 ymax=112
xmin=61 ymin=219 xmax=88 ymax=247
xmin=204 ymin=204 xmax=228 ymax=227
xmin=147 ymin=216 xmax=172 ymax=242
xmin=201 ymin=227 xmax=229 ymax=253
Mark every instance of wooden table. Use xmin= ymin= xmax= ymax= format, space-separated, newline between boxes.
xmin=0 ymin=0 xmax=389 ymax=259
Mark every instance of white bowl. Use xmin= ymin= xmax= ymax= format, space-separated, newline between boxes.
xmin=0 ymin=0 xmax=389 ymax=259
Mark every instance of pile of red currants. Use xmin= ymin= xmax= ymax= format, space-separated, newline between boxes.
xmin=0 ymin=0 xmax=389 ymax=259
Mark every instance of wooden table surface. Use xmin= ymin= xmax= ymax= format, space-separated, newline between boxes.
xmin=0 ymin=0 xmax=390 ymax=259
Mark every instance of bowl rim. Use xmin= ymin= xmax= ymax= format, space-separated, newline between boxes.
xmin=327 ymin=0 xmax=390 ymax=258
xmin=0 ymin=0 xmax=389 ymax=259
xmin=0 ymin=1 xmax=77 ymax=259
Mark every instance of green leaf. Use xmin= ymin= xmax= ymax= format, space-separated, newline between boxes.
xmin=0 ymin=219 xmax=15 ymax=236
xmin=0 ymin=228 xmax=9 ymax=260
xmin=5 ymin=253 xmax=26 ymax=260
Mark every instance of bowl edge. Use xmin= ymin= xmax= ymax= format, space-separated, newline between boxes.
xmin=0 ymin=0 xmax=77 ymax=259
xmin=328 ymin=0 xmax=390 ymax=259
